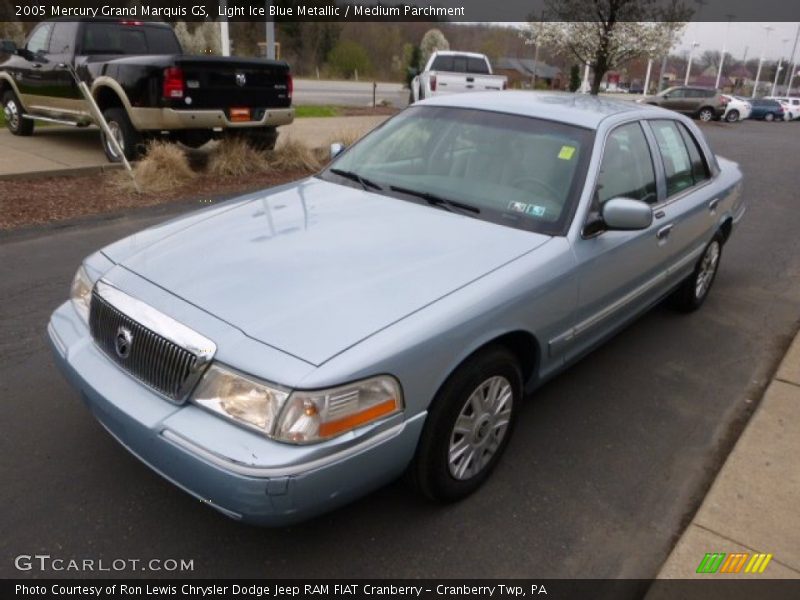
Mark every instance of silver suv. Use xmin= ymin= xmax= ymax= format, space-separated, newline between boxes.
xmin=639 ymin=86 xmax=727 ymax=122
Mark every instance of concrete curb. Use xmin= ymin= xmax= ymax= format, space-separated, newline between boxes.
xmin=647 ymin=327 xmax=800 ymax=588
xmin=0 ymin=163 xmax=123 ymax=181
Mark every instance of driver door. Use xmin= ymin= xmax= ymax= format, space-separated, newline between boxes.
xmin=16 ymin=22 xmax=54 ymax=113
xmin=562 ymin=122 xmax=674 ymax=362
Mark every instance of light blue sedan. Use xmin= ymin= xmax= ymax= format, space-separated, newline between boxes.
xmin=48 ymin=92 xmax=745 ymax=525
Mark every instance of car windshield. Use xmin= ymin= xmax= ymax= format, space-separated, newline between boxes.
xmin=320 ymin=106 xmax=594 ymax=235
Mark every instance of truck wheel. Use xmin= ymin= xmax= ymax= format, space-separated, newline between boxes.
xmin=3 ymin=91 xmax=34 ymax=136
xmin=101 ymin=108 xmax=142 ymax=162
xmin=408 ymin=346 xmax=522 ymax=502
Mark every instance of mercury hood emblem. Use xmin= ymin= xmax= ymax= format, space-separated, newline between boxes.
xmin=115 ymin=326 xmax=133 ymax=359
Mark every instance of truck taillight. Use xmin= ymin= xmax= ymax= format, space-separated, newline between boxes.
xmin=163 ymin=67 xmax=184 ymax=99
xmin=430 ymin=73 xmax=437 ymax=92
xmin=287 ymin=73 xmax=293 ymax=99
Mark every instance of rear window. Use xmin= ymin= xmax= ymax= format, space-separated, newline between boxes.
xmin=430 ymin=55 xmax=489 ymax=74
xmin=81 ymin=23 xmax=182 ymax=55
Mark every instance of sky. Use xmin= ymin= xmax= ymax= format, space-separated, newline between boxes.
xmin=676 ymin=22 xmax=800 ymax=63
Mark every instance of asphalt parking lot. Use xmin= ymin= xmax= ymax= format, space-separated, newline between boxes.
xmin=1 ymin=120 xmax=799 ymax=582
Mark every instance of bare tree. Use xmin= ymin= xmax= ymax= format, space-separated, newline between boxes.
xmin=525 ymin=0 xmax=692 ymax=95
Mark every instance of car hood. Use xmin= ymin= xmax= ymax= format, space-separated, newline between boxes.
xmin=107 ymin=178 xmax=550 ymax=365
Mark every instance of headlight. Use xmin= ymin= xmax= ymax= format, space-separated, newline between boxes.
xmin=70 ymin=265 xmax=93 ymax=323
xmin=275 ymin=376 xmax=403 ymax=444
xmin=191 ymin=364 xmax=289 ymax=435
xmin=191 ymin=366 xmax=403 ymax=444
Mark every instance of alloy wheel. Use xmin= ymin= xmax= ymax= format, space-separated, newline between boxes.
xmin=695 ymin=241 xmax=721 ymax=300
xmin=3 ymin=99 xmax=19 ymax=131
xmin=448 ymin=375 xmax=513 ymax=481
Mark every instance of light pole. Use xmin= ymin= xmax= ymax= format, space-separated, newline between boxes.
xmin=752 ymin=25 xmax=775 ymax=98
xmin=715 ymin=16 xmax=735 ymax=89
xmin=771 ymin=39 xmax=790 ymax=96
xmin=685 ymin=41 xmax=700 ymax=85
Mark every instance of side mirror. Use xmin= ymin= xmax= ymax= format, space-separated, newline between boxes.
xmin=329 ymin=142 xmax=345 ymax=160
xmin=602 ymin=198 xmax=653 ymax=231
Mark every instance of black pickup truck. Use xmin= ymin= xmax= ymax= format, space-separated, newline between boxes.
xmin=0 ymin=19 xmax=294 ymax=161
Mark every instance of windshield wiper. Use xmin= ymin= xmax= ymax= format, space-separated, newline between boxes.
xmin=389 ymin=185 xmax=480 ymax=215
xmin=329 ymin=168 xmax=383 ymax=191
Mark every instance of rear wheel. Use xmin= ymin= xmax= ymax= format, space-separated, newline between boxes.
xmin=697 ymin=107 xmax=715 ymax=122
xmin=2 ymin=91 xmax=34 ymax=136
xmin=725 ymin=109 xmax=739 ymax=123
xmin=409 ymin=346 xmax=522 ymax=502
xmin=672 ymin=235 xmax=723 ymax=312
xmin=764 ymin=113 xmax=775 ymax=122
xmin=100 ymin=108 xmax=142 ymax=162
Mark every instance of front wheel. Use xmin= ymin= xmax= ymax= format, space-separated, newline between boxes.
xmin=2 ymin=91 xmax=34 ymax=136
xmin=100 ymin=107 xmax=142 ymax=162
xmin=409 ymin=346 xmax=522 ymax=502
xmin=672 ymin=236 xmax=723 ymax=312
xmin=697 ymin=107 xmax=715 ymax=122
xmin=764 ymin=113 xmax=775 ymax=122
xmin=725 ymin=109 xmax=739 ymax=123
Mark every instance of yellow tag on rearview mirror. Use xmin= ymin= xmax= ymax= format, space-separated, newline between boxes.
xmin=558 ymin=145 xmax=576 ymax=160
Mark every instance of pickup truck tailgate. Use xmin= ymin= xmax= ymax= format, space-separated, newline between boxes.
xmin=173 ymin=57 xmax=291 ymax=109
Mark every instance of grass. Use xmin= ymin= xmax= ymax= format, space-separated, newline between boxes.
xmin=0 ymin=110 xmax=5 ymax=128
xmin=294 ymin=105 xmax=341 ymax=118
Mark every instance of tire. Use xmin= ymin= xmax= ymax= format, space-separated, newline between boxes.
xmin=100 ymin=107 xmax=142 ymax=162
xmin=224 ymin=127 xmax=278 ymax=151
xmin=725 ymin=109 xmax=739 ymax=123
xmin=764 ymin=113 xmax=775 ymax=122
xmin=672 ymin=235 xmax=723 ymax=312
xmin=408 ymin=346 xmax=522 ymax=502
xmin=2 ymin=91 xmax=34 ymax=136
xmin=697 ymin=107 xmax=714 ymax=122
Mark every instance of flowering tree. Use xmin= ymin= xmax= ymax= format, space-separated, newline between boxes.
xmin=419 ymin=28 xmax=450 ymax=68
xmin=524 ymin=0 xmax=691 ymax=94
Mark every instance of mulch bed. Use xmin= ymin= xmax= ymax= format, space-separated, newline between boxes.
xmin=0 ymin=168 xmax=311 ymax=231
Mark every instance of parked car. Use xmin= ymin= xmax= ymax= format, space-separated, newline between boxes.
xmin=748 ymin=98 xmax=785 ymax=121
xmin=637 ymin=86 xmax=727 ymax=121
xmin=49 ymin=92 xmax=744 ymax=526
xmin=764 ymin=96 xmax=800 ymax=121
xmin=721 ymin=95 xmax=751 ymax=122
xmin=411 ymin=51 xmax=507 ymax=103
xmin=0 ymin=19 xmax=293 ymax=161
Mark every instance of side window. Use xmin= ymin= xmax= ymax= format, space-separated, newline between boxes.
xmin=49 ymin=22 xmax=78 ymax=55
xmin=26 ymin=22 xmax=53 ymax=55
xmin=669 ymin=89 xmax=685 ymax=98
xmin=677 ymin=123 xmax=710 ymax=184
xmin=595 ymin=122 xmax=657 ymax=206
xmin=650 ymin=120 xmax=694 ymax=197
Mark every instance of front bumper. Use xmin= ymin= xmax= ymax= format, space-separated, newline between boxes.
xmin=128 ymin=107 xmax=295 ymax=131
xmin=47 ymin=301 xmax=425 ymax=526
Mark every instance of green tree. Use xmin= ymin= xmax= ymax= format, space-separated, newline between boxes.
xmin=569 ymin=65 xmax=581 ymax=92
xmin=327 ymin=40 xmax=372 ymax=79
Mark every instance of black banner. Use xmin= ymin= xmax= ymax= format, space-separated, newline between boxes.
xmin=1 ymin=0 xmax=800 ymax=23
xmin=4 ymin=580 xmax=800 ymax=600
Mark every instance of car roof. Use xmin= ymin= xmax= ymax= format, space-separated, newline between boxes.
xmin=419 ymin=91 xmax=664 ymax=130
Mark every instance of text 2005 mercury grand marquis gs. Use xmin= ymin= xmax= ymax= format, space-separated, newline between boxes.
xmin=49 ymin=92 xmax=745 ymax=525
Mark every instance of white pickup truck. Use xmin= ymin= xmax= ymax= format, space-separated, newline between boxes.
xmin=411 ymin=51 xmax=507 ymax=103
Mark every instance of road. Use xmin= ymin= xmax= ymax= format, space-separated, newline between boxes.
xmin=294 ymin=78 xmax=409 ymax=108
xmin=1 ymin=121 xmax=799 ymax=581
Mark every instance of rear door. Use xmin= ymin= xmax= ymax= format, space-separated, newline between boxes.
xmin=645 ymin=119 xmax=716 ymax=287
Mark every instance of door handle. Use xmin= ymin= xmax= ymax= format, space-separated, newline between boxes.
xmin=708 ymin=198 xmax=720 ymax=212
xmin=656 ymin=224 xmax=674 ymax=240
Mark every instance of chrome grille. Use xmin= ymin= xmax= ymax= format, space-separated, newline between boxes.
xmin=89 ymin=290 xmax=203 ymax=402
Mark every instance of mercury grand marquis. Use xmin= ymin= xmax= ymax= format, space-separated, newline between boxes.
xmin=48 ymin=92 xmax=745 ymax=525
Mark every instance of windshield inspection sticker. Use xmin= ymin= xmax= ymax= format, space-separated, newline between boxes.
xmin=507 ymin=201 xmax=547 ymax=218
xmin=558 ymin=145 xmax=576 ymax=160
